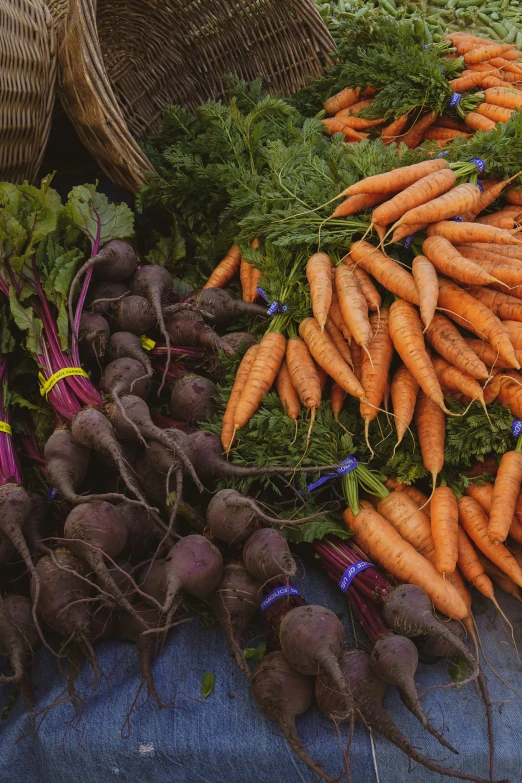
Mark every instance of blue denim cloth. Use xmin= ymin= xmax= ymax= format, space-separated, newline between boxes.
xmin=1 ymin=567 xmax=520 ymax=783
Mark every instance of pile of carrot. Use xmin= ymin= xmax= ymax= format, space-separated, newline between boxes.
xmin=203 ymin=137 xmax=522 ymax=628
xmin=321 ymin=32 xmax=522 ymax=149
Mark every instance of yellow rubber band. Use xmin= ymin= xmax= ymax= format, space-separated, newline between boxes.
xmin=140 ymin=335 xmax=156 ymax=351
xmin=39 ymin=367 xmax=89 ymax=398
xmin=0 ymin=421 xmax=12 ymax=435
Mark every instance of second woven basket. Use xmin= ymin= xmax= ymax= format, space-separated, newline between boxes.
xmin=58 ymin=0 xmax=336 ymax=193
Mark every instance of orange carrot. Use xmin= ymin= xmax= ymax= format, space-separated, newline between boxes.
xmin=432 ymin=355 xmax=487 ymax=412
xmin=221 ymin=344 xmax=259 ymax=450
xmin=465 ymin=112 xmax=497 ymax=132
xmin=325 ymin=314 xmax=353 ymax=369
xmin=330 ymin=382 xmax=346 ymax=421
xmin=351 ymin=341 xmax=362 ymax=382
xmin=335 ymin=266 xmax=373 ymax=357
xmin=424 ymin=313 xmax=489 ymax=380
xmin=377 ymin=490 xmax=435 ymax=561
xmin=431 ymin=486 xmax=459 ymax=574
xmin=458 ymin=495 xmax=522 ymax=586
xmin=240 ymin=258 xmax=252 ymax=302
xmin=341 ymin=159 xmax=450 ymax=197
xmin=324 ymin=87 xmax=361 ymax=115
xmin=333 ymin=114 xmax=384 ymax=130
xmin=349 ymin=240 xmax=420 ymax=305
xmin=391 ymin=222 xmax=429 ymax=244
xmin=335 ymin=99 xmax=374 ymax=118
xmin=286 ymin=337 xmax=322 ymax=416
xmin=457 ymin=526 xmax=499 ymax=603
xmin=401 ymin=112 xmax=437 ymax=149
xmin=276 ymin=358 xmax=300 ymax=420
xmin=437 ymin=278 xmax=520 ymax=370
xmin=414 ymin=390 xmax=445 ymax=487
xmin=306 ymin=252 xmax=332 ymax=331
xmin=331 ymin=192 xmax=389 ymax=219
xmin=329 ymin=290 xmax=352 ymax=343
xmin=467 ymin=286 xmax=522 ymax=322
xmin=465 ymin=482 xmax=493 ymax=514
xmin=372 ymin=169 xmax=457 ymax=229
xmin=385 ymin=477 xmax=430 ymax=515
xmin=204 ymin=245 xmax=242 ymax=289
xmin=424 ymin=128 xmax=470 ymax=141
xmin=479 ymin=75 xmax=517 ymax=89
xmin=484 ymin=87 xmax=522 ymax=110
xmin=321 ymin=118 xmax=368 ymax=141
xmin=342 ymin=255 xmax=381 ymax=311
xmin=476 ymin=550 xmax=522 ymax=602
xmin=381 ymin=113 xmax=410 ymax=144
xmin=435 ymin=116 xmax=470 ymax=132
xmin=234 ymin=332 xmax=286 ymax=431
xmin=449 ymin=70 xmax=495 ymax=91
xmin=488 ymin=57 xmax=522 ymax=76
xmin=360 ymin=308 xmax=393 ymax=445
xmin=484 ymin=370 xmax=504 ymax=404
xmin=456 ymin=246 xmax=522 ymax=286
xmin=422 ymin=236 xmax=502 ymax=286
xmin=299 ymin=317 xmax=365 ymax=399
xmin=390 ymin=364 xmax=419 ymax=447
xmin=477 ymin=102 xmax=514 ymax=123
xmin=389 ymin=300 xmax=449 ymax=412
xmin=412 ymin=256 xmax=438 ymax=329
xmin=464 ymin=338 xmax=519 ymax=369
xmin=465 ymin=43 xmax=513 ymax=64
xmin=345 ymin=506 xmax=468 ymax=619
xmin=427 ymin=220 xmax=522 ymax=246
xmin=315 ymin=363 xmax=328 ymax=391
xmin=395 ymin=183 xmax=482 ymax=227
xmin=489 ymin=449 xmax=522 ymax=544
xmin=506 ymin=188 xmax=522 ymax=206
xmin=476 ymin=212 xmax=519 ymax=230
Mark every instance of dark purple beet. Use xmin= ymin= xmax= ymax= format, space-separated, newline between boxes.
xmin=169 ymin=374 xmax=217 ymax=423
xmin=87 ymin=281 xmax=129 ymax=318
xmin=79 ymin=312 xmax=110 ymax=361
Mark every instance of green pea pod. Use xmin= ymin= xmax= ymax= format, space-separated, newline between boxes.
xmin=433 ymin=32 xmax=442 ymax=42
xmin=517 ymin=31 xmax=522 ymax=45
xmin=504 ymin=25 xmax=518 ymax=43
xmin=379 ymin=0 xmax=397 ymax=13
xmin=491 ymin=20 xmax=509 ymax=35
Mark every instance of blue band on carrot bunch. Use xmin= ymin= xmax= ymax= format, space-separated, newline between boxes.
xmin=402 ymin=234 xmax=416 ymax=248
xmin=449 ymin=216 xmax=463 ymax=222
xmin=306 ymin=456 xmax=359 ymax=492
xmin=261 ymin=585 xmax=301 ymax=611
xmin=477 ymin=181 xmax=484 ymax=192
xmin=435 ymin=151 xmax=449 ymax=158
xmin=469 ymin=158 xmax=486 ymax=173
xmin=46 ymin=487 xmax=58 ymax=503
xmin=448 ymin=92 xmax=461 ymax=107
xmin=512 ymin=419 xmax=522 ymax=438
xmin=256 ymin=286 xmax=288 ymax=316
xmin=339 ymin=561 xmax=374 ymax=592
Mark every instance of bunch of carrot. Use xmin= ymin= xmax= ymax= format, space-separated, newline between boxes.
xmin=321 ymin=32 xmax=522 ymax=149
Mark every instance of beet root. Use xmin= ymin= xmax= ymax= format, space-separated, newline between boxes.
xmin=106 ymin=332 xmax=153 ymax=381
xmin=279 ymin=604 xmax=351 ymax=711
xmin=205 ymin=488 xmax=327 ymax=544
xmin=317 ymin=649 xmax=499 ymax=783
xmin=251 ymin=651 xmax=336 ymax=783
xmin=383 ymin=585 xmax=478 ymax=685
xmin=211 ymin=561 xmax=261 ymax=677
xmin=106 ymin=395 xmax=201 ymax=491
xmin=100 ymin=357 xmax=151 ymax=403
xmin=0 ymin=595 xmax=38 ymax=685
xmin=140 ymin=535 xmax=222 ymax=617
xmin=130 ymin=265 xmax=173 ymax=392
xmin=370 ymin=635 xmax=457 ymax=753
xmin=166 ymin=312 xmax=233 ymax=353
xmin=113 ymin=295 xmax=156 ymax=335
xmin=221 ymin=332 xmax=257 ymax=352
xmin=118 ymin=502 xmax=156 ymax=559
xmin=242 ymin=528 xmax=296 ymax=583
xmin=169 ymin=374 xmax=217 ymax=424
xmin=71 ymin=408 xmax=152 ymax=509
xmin=79 ymin=312 xmax=110 ymax=361
xmin=196 ymin=288 xmax=267 ymax=330
xmin=68 ymin=241 xmax=137 ymax=336
xmin=418 ymin=619 xmax=467 ymax=659
xmin=119 ymin=602 xmax=167 ymax=709
xmin=63 ymin=501 xmax=152 ymax=628
xmin=87 ymin=281 xmax=129 ymax=318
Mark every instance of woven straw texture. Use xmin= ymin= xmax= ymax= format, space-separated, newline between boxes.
xmin=0 ymin=0 xmax=57 ymax=183
xmin=58 ymin=0 xmax=336 ymax=193
xmin=46 ymin=0 xmax=69 ymax=29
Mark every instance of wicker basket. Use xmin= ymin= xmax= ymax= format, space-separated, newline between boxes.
xmin=0 ymin=0 xmax=57 ymax=183
xmin=57 ymin=0 xmax=336 ymax=193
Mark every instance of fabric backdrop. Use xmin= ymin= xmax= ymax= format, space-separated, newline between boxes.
xmin=1 ymin=566 xmax=520 ymax=783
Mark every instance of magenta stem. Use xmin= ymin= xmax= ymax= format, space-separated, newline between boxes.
xmin=0 ymin=360 xmax=22 ymax=486
xmin=72 ymin=222 xmax=101 ymax=363
xmin=346 ymin=588 xmax=390 ymax=642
